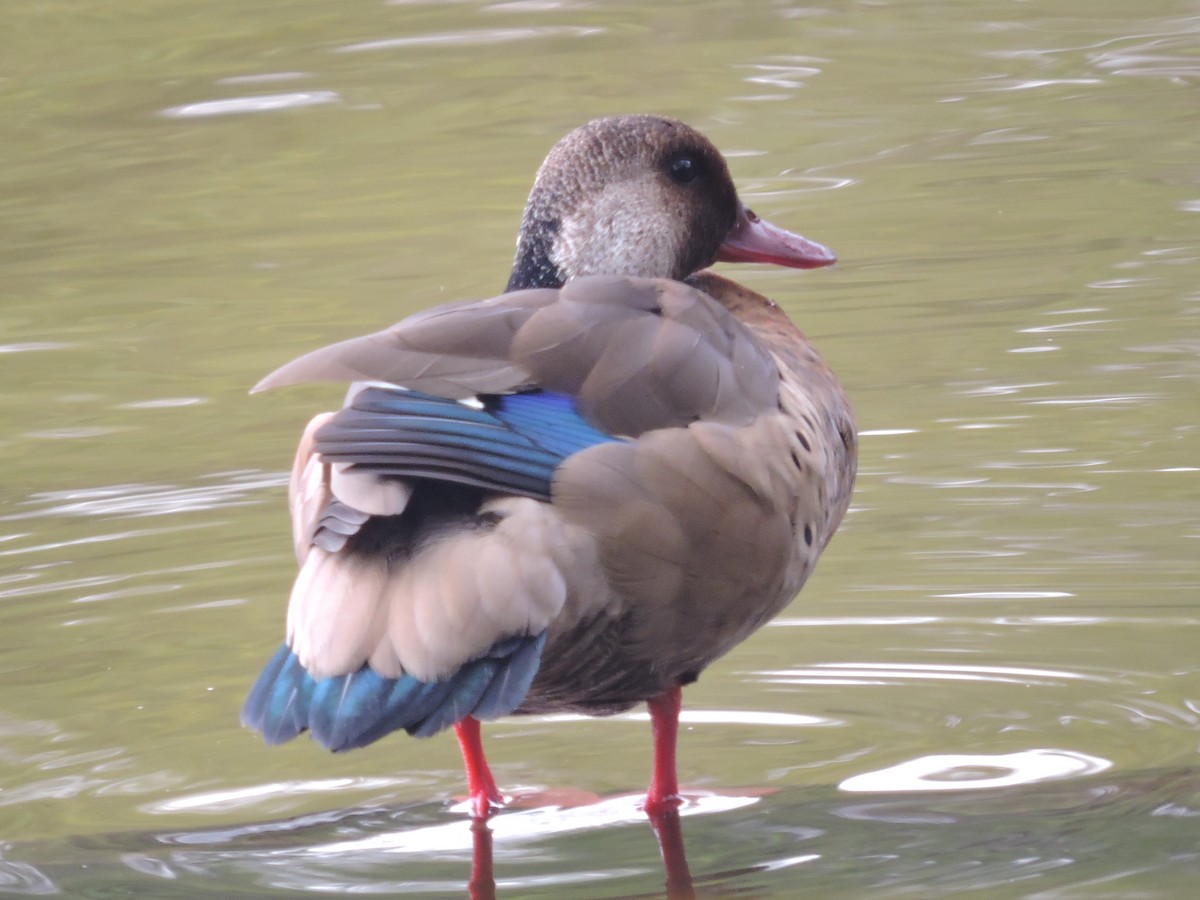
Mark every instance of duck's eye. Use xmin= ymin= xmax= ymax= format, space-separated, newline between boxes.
xmin=667 ymin=155 xmax=701 ymax=186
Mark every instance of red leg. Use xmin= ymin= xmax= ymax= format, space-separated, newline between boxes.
xmin=454 ymin=716 xmax=503 ymax=818
xmin=644 ymin=684 xmax=684 ymax=815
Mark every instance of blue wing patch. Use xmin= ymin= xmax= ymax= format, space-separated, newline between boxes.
xmin=242 ymin=632 xmax=547 ymax=751
xmin=312 ymin=387 xmax=620 ymax=501
xmin=487 ymin=390 xmax=617 ymax=458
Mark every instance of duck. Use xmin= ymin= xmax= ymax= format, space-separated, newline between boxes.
xmin=241 ymin=114 xmax=857 ymax=818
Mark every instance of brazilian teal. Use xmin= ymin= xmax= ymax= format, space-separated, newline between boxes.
xmin=242 ymin=115 xmax=857 ymax=817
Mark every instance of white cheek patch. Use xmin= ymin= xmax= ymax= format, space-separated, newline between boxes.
xmin=553 ymin=183 xmax=682 ymax=279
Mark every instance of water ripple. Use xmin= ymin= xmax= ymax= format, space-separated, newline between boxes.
xmin=336 ymin=26 xmax=600 ymax=53
xmin=1089 ymin=33 xmax=1200 ymax=82
xmin=0 ymin=857 xmax=56 ymax=896
xmin=119 ymin=397 xmax=207 ymax=410
xmin=2 ymin=472 xmax=286 ymax=522
xmin=312 ymin=791 xmax=755 ymax=856
xmin=774 ymin=614 xmax=1200 ymax=628
xmin=759 ymin=661 xmax=1108 ymax=688
xmin=149 ymin=777 xmax=408 ymax=815
xmin=160 ymin=92 xmax=340 ymax=119
xmin=840 ymin=748 xmax=1112 ymax=793
xmin=0 ymin=342 xmax=73 ymax=354
xmin=739 ymin=58 xmax=825 ymax=89
xmin=535 ymin=709 xmax=837 ymax=728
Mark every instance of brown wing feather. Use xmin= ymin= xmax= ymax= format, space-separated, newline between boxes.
xmin=255 ymin=276 xmax=779 ymax=440
xmin=252 ymin=291 xmax=560 ymax=396
xmin=510 ymin=278 xmax=778 ymax=434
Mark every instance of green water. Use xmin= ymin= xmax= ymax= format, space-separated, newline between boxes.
xmin=1 ymin=1 xmax=1198 ymax=896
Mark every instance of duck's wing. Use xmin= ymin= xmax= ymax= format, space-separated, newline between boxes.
xmin=254 ymin=275 xmax=779 ymax=435
xmin=253 ymin=289 xmax=558 ymax=399
xmin=242 ymin=276 xmax=787 ymax=747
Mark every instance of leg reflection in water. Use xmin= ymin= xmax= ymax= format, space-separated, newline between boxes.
xmin=467 ymin=816 xmax=496 ymax=900
xmin=465 ymin=803 xmax=696 ymax=900
xmin=648 ymin=806 xmax=696 ymax=899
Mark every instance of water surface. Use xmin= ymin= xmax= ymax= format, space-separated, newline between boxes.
xmin=2 ymin=0 xmax=1198 ymax=896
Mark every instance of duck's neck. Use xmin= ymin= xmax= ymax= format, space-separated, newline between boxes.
xmin=507 ymin=170 xmax=571 ymax=292
xmin=506 ymin=214 xmax=565 ymax=291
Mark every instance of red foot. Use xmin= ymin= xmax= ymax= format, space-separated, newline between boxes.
xmin=454 ymin=717 xmax=503 ymax=819
xmin=644 ymin=684 xmax=684 ymax=815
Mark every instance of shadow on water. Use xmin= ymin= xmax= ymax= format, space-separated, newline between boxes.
xmin=3 ymin=767 xmax=1198 ymax=897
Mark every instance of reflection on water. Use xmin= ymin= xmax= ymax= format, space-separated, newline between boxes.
xmin=840 ymin=748 xmax=1112 ymax=793
xmin=759 ymin=660 xmax=1108 ymax=687
xmin=3 ymin=767 xmax=1198 ymax=897
xmin=335 ymin=26 xmax=603 ymax=54
xmin=162 ymin=93 xmax=342 ymax=119
xmin=308 ymin=791 xmax=753 ymax=856
xmin=150 ymin=777 xmax=408 ymax=815
xmin=5 ymin=472 xmax=285 ymax=521
xmin=1 ymin=0 xmax=1198 ymax=895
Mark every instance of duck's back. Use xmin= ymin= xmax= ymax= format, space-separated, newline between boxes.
xmin=519 ymin=272 xmax=857 ymax=715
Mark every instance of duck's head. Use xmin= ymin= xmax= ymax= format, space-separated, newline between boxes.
xmin=507 ymin=115 xmax=836 ymax=292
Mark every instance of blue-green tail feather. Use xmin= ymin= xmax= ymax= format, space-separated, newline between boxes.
xmin=241 ymin=632 xmax=547 ymax=751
